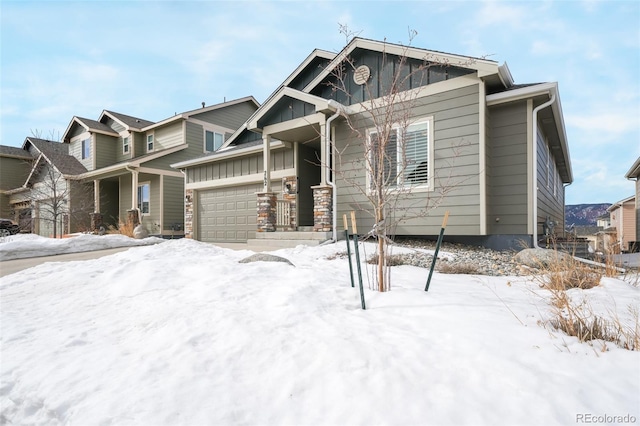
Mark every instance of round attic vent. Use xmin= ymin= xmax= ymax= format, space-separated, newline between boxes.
xmin=353 ymin=65 xmax=370 ymax=85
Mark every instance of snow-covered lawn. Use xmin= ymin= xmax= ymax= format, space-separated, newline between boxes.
xmin=1 ymin=235 xmax=638 ymax=425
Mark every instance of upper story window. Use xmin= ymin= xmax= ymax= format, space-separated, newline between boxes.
xmin=147 ymin=134 xmax=154 ymax=152
xmin=123 ymin=136 xmax=130 ymax=154
xmin=82 ymin=138 xmax=91 ymax=159
xmin=368 ymin=119 xmax=432 ymax=191
xmin=205 ymin=130 xmax=224 ymax=153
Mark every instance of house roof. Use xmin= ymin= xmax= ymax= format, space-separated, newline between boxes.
xmin=301 ymin=37 xmax=506 ymax=95
xmin=24 ymin=137 xmax=88 ymax=176
xmin=101 ymin=110 xmax=155 ymax=130
xmin=141 ymin=96 xmax=260 ymax=131
xmin=607 ymin=195 xmax=636 ymax=212
xmin=625 ymin=157 xmax=640 ymax=179
xmin=62 ymin=116 xmax=119 ymax=142
xmin=0 ymin=145 xmax=33 ymax=159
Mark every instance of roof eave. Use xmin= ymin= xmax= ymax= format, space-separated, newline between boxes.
xmin=624 ymin=157 xmax=640 ymax=179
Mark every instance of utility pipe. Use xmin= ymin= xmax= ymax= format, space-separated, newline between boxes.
xmin=326 ymin=100 xmax=343 ymax=242
xmin=531 ymin=93 xmax=556 ymax=250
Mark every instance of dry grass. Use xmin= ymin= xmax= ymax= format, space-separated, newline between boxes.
xmin=366 ymin=253 xmax=407 ymax=267
xmin=536 ymin=249 xmax=638 ymax=351
xmin=107 ymin=220 xmax=135 ymax=238
xmin=437 ymin=262 xmax=480 ymax=275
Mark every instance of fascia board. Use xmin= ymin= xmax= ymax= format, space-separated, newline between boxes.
xmin=625 ymin=157 xmax=640 ymax=179
xmin=282 ymin=49 xmax=337 ymax=88
xmin=99 ymin=110 xmax=137 ymax=131
xmin=62 ymin=117 xmax=89 ymax=143
xmin=247 ymin=87 xmax=332 ymax=131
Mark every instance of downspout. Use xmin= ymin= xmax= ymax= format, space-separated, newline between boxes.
xmin=531 ymin=93 xmax=556 ymax=249
xmin=533 ymin=100 xmax=626 ymax=273
xmin=326 ymin=100 xmax=343 ymax=242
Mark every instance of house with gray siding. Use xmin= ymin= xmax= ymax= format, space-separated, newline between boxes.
xmin=3 ymin=97 xmax=258 ymax=238
xmin=173 ymin=38 xmax=572 ymax=250
xmin=2 ymin=138 xmax=92 ymax=237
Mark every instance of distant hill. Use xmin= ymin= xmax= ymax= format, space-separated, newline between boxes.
xmin=565 ymin=203 xmax=611 ymax=226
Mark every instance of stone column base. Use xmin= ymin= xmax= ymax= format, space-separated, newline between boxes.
xmin=90 ymin=212 xmax=103 ymax=232
xmin=312 ymin=185 xmax=332 ymax=232
xmin=257 ymin=192 xmax=276 ymax=232
xmin=127 ymin=209 xmax=140 ymax=227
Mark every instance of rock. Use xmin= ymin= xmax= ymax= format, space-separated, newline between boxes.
xmin=133 ymin=224 xmax=149 ymax=239
xmin=239 ymin=253 xmax=294 ymax=266
xmin=514 ymin=248 xmax=572 ymax=269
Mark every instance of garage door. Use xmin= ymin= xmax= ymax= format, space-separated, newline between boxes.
xmin=197 ymin=183 xmax=280 ymax=243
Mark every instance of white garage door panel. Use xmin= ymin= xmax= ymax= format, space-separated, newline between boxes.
xmin=197 ymin=182 xmax=279 ymax=243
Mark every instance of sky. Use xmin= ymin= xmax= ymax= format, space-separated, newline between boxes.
xmin=2 ymin=234 xmax=639 ymax=425
xmin=1 ymin=0 xmax=638 ymax=205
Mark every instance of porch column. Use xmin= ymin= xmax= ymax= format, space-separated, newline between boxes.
xmin=312 ymin=185 xmax=332 ymax=232
xmin=319 ymin=119 xmax=327 ymax=185
xmin=131 ymin=169 xmax=139 ymax=210
xmin=262 ymin=134 xmax=271 ymax=192
xmin=93 ymin=179 xmax=101 ymax=213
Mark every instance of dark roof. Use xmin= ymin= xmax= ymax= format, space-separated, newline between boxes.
xmin=75 ymin=116 xmax=118 ymax=134
xmin=27 ymin=138 xmax=88 ymax=175
xmin=0 ymin=145 xmax=33 ymax=159
xmin=487 ymin=82 xmax=545 ymax=95
xmin=104 ymin=110 xmax=154 ymax=129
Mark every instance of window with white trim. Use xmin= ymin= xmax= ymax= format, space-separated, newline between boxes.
xmin=205 ymin=130 xmax=224 ymax=152
xmin=123 ymin=136 xmax=130 ymax=154
xmin=82 ymin=138 xmax=91 ymax=160
xmin=137 ymin=182 xmax=150 ymax=214
xmin=369 ymin=119 xmax=431 ymax=191
xmin=146 ymin=134 xmax=154 ymax=152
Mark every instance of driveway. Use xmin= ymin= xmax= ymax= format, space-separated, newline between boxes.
xmin=0 ymin=247 xmax=132 ymax=278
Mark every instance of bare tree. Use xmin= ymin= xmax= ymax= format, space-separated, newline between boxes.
xmin=23 ymin=131 xmax=93 ymax=237
xmin=328 ymin=28 xmax=473 ymax=291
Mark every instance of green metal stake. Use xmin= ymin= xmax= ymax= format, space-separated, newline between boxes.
xmin=343 ymin=214 xmax=355 ymax=288
xmin=425 ymin=211 xmax=450 ymax=292
xmin=351 ymin=211 xmax=366 ymax=310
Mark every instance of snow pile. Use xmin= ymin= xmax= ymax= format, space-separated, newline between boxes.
xmin=0 ymin=233 xmax=164 ymax=261
xmin=1 ymin=238 xmax=638 ymax=425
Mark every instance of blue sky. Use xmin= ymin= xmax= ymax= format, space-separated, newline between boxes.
xmin=1 ymin=0 xmax=638 ymax=205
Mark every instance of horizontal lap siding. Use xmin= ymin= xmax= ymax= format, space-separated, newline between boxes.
xmin=335 ymin=84 xmax=481 ymax=236
xmin=95 ymin=134 xmax=117 ymax=169
xmin=191 ymin=102 xmax=257 ymax=130
xmin=487 ymin=102 xmax=529 ymax=234
xmin=536 ymin=125 xmax=564 ymax=237
xmin=163 ymin=175 xmax=184 ymax=232
xmin=154 ymin=122 xmax=183 ymax=151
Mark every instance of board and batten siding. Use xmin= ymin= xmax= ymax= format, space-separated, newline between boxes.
xmin=163 ymin=175 xmax=184 ymax=232
xmin=186 ymin=148 xmax=295 ymax=184
xmin=334 ymin=84 xmax=482 ymax=236
xmin=486 ymin=101 xmax=529 ymax=235
xmin=95 ymin=134 xmax=117 ymax=169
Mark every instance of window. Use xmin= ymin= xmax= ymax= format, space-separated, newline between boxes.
xmin=137 ymin=183 xmax=150 ymax=214
xmin=82 ymin=138 xmax=91 ymax=160
xmin=147 ymin=134 xmax=154 ymax=152
xmin=205 ymin=130 xmax=224 ymax=152
xmin=123 ymin=136 xmax=130 ymax=154
xmin=369 ymin=119 xmax=431 ymax=190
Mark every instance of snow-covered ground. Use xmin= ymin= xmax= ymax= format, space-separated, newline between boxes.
xmin=1 ymin=234 xmax=639 ymax=425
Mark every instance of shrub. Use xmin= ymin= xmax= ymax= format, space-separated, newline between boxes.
xmin=437 ymin=262 xmax=480 ymax=275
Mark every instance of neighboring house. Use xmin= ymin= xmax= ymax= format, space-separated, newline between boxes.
xmin=625 ymin=156 xmax=640 ymax=247
xmin=2 ymin=97 xmax=258 ymax=238
xmin=0 ymin=145 xmax=33 ymax=221
xmin=58 ymin=96 xmax=259 ymax=237
xmin=3 ymin=138 xmax=91 ymax=237
xmin=172 ymin=38 xmax=572 ymax=250
xmin=607 ymin=195 xmax=636 ymax=253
